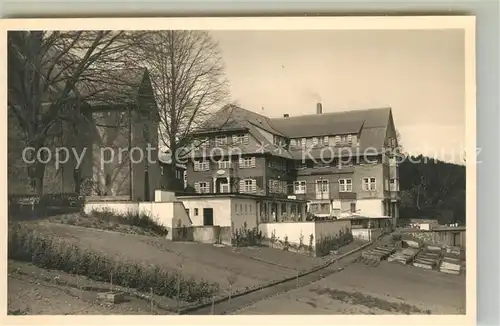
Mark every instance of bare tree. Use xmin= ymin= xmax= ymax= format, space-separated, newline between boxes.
xmin=8 ymin=30 xmax=140 ymax=195
xmin=130 ymin=31 xmax=229 ymax=189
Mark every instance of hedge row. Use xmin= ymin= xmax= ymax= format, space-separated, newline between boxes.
xmin=8 ymin=223 xmax=219 ymax=302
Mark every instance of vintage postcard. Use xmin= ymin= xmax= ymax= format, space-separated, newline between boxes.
xmin=1 ymin=16 xmax=476 ymax=325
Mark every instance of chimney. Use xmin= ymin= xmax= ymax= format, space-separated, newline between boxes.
xmin=316 ymin=102 xmax=323 ymax=114
xmin=283 ymin=113 xmax=290 ymax=119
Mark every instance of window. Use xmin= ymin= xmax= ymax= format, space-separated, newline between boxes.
xmin=176 ymin=170 xmax=183 ymax=180
xmin=232 ymin=134 xmax=249 ymax=145
xmin=384 ymin=178 xmax=389 ymax=191
xmin=249 ymin=205 xmax=252 ymax=213
xmin=195 ymin=182 xmax=210 ymax=193
xmin=339 ymin=179 xmax=353 ymax=192
xmin=350 ymin=202 xmax=357 ymax=213
xmin=315 ymin=179 xmax=329 ymax=195
xmin=244 ymin=204 xmax=248 ymax=213
xmin=215 ymin=135 xmax=227 ymax=146
xmin=194 ymin=160 xmax=210 ymax=171
xmin=312 ymin=137 xmax=319 ymax=146
xmin=218 ymin=158 xmax=231 ymax=169
xmin=239 ymin=157 xmax=256 ymax=169
xmin=362 ymin=177 xmax=377 ymax=191
xmin=235 ymin=203 xmax=239 ymax=214
xmin=185 ymin=209 xmax=190 ymax=216
xmin=240 ymin=179 xmax=256 ymax=193
xmin=390 ymin=179 xmax=399 ymax=191
xmin=194 ymin=208 xmax=199 ymax=216
xmin=294 ymin=181 xmax=306 ymax=194
xmin=301 ymin=138 xmax=307 ymax=148
xmin=335 ymin=134 xmax=353 ymax=146
xmin=323 ymin=136 xmax=329 ymax=145
xmin=290 ymin=139 xmax=297 ymax=148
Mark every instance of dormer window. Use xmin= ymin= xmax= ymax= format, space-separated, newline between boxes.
xmin=215 ymin=136 xmax=227 ymax=146
xmin=335 ymin=134 xmax=353 ymax=147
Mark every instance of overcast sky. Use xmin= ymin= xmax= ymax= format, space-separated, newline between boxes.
xmin=210 ymin=29 xmax=465 ymax=164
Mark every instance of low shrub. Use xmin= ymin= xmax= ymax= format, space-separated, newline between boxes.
xmin=316 ymin=232 xmax=354 ymax=257
xmin=231 ymin=222 xmax=263 ymax=247
xmin=88 ymin=209 xmax=169 ymax=237
xmin=8 ymin=223 xmax=218 ymax=302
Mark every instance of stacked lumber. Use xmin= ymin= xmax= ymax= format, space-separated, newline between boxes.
xmin=361 ymin=246 xmax=395 ymax=261
xmin=427 ymin=245 xmax=442 ymax=252
xmin=357 ymin=246 xmax=396 ymax=267
xmin=387 ymin=248 xmax=420 ymax=264
xmin=440 ymin=257 xmax=462 ymax=275
xmin=413 ymin=251 xmax=440 ymax=270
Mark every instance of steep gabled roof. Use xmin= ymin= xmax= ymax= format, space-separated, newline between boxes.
xmin=191 ymin=104 xmax=393 ymax=159
xmin=198 ymin=104 xmax=285 ymax=136
xmin=270 ymin=107 xmax=391 ymax=138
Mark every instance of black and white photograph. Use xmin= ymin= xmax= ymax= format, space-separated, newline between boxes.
xmin=4 ymin=17 xmax=475 ymax=320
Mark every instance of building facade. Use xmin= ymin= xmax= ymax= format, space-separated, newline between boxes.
xmin=8 ymin=68 xmax=161 ymax=201
xmin=183 ymin=103 xmax=400 ymax=226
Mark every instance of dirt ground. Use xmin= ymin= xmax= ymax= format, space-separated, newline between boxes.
xmin=8 ymin=261 xmax=175 ymax=315
xmin=22 ymin=221 xmax=353 ymax=294
xmin=234 ymin=260 xmax=466 ymax=315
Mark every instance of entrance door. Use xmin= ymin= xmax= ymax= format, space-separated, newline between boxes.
xmin=203 ymin=208 xmax=214 ymax=226
xmin=215 ymin=178 xmax=229 ymax=193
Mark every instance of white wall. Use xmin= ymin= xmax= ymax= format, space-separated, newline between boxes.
xmin=181 ymin=198 xmax=232 ymax=227
xmin=356 ymin=199 xmax=384 ymax=216
xmin=83 ymin=201 xmax=192 ymax=239
xmin=173 ymin=202 xmax=192 ymax=228
xmin=154 ymin=190 xmax=177 ymax=202
xmin=352 ymin=228 xmax=383 ymax=241
xmin=83 ymin=202 xmax=139 ymax=216
xmin=230 ymin=198 xmax=258 ymax=231
xmin=314 ymin=220 xmax=351 ymax=241
xmin=259 ymin=222 xmax=316 ymax=247
xmin=137 ymin=202 xmax=191 ymax=229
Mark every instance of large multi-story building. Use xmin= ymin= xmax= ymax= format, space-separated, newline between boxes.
xmin=184 ymin=103 xmax=400 ymax=225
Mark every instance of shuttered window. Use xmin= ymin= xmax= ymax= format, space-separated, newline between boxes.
xmin=239 ymin=179 xmax=257 ymax=193
xmin=239 ymin=157 xmax=256 ymax=169
xmin=194 ymin=182 xmax=210 ymax=193
xmin=194 ymin=161 xmax=210 ymax=171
